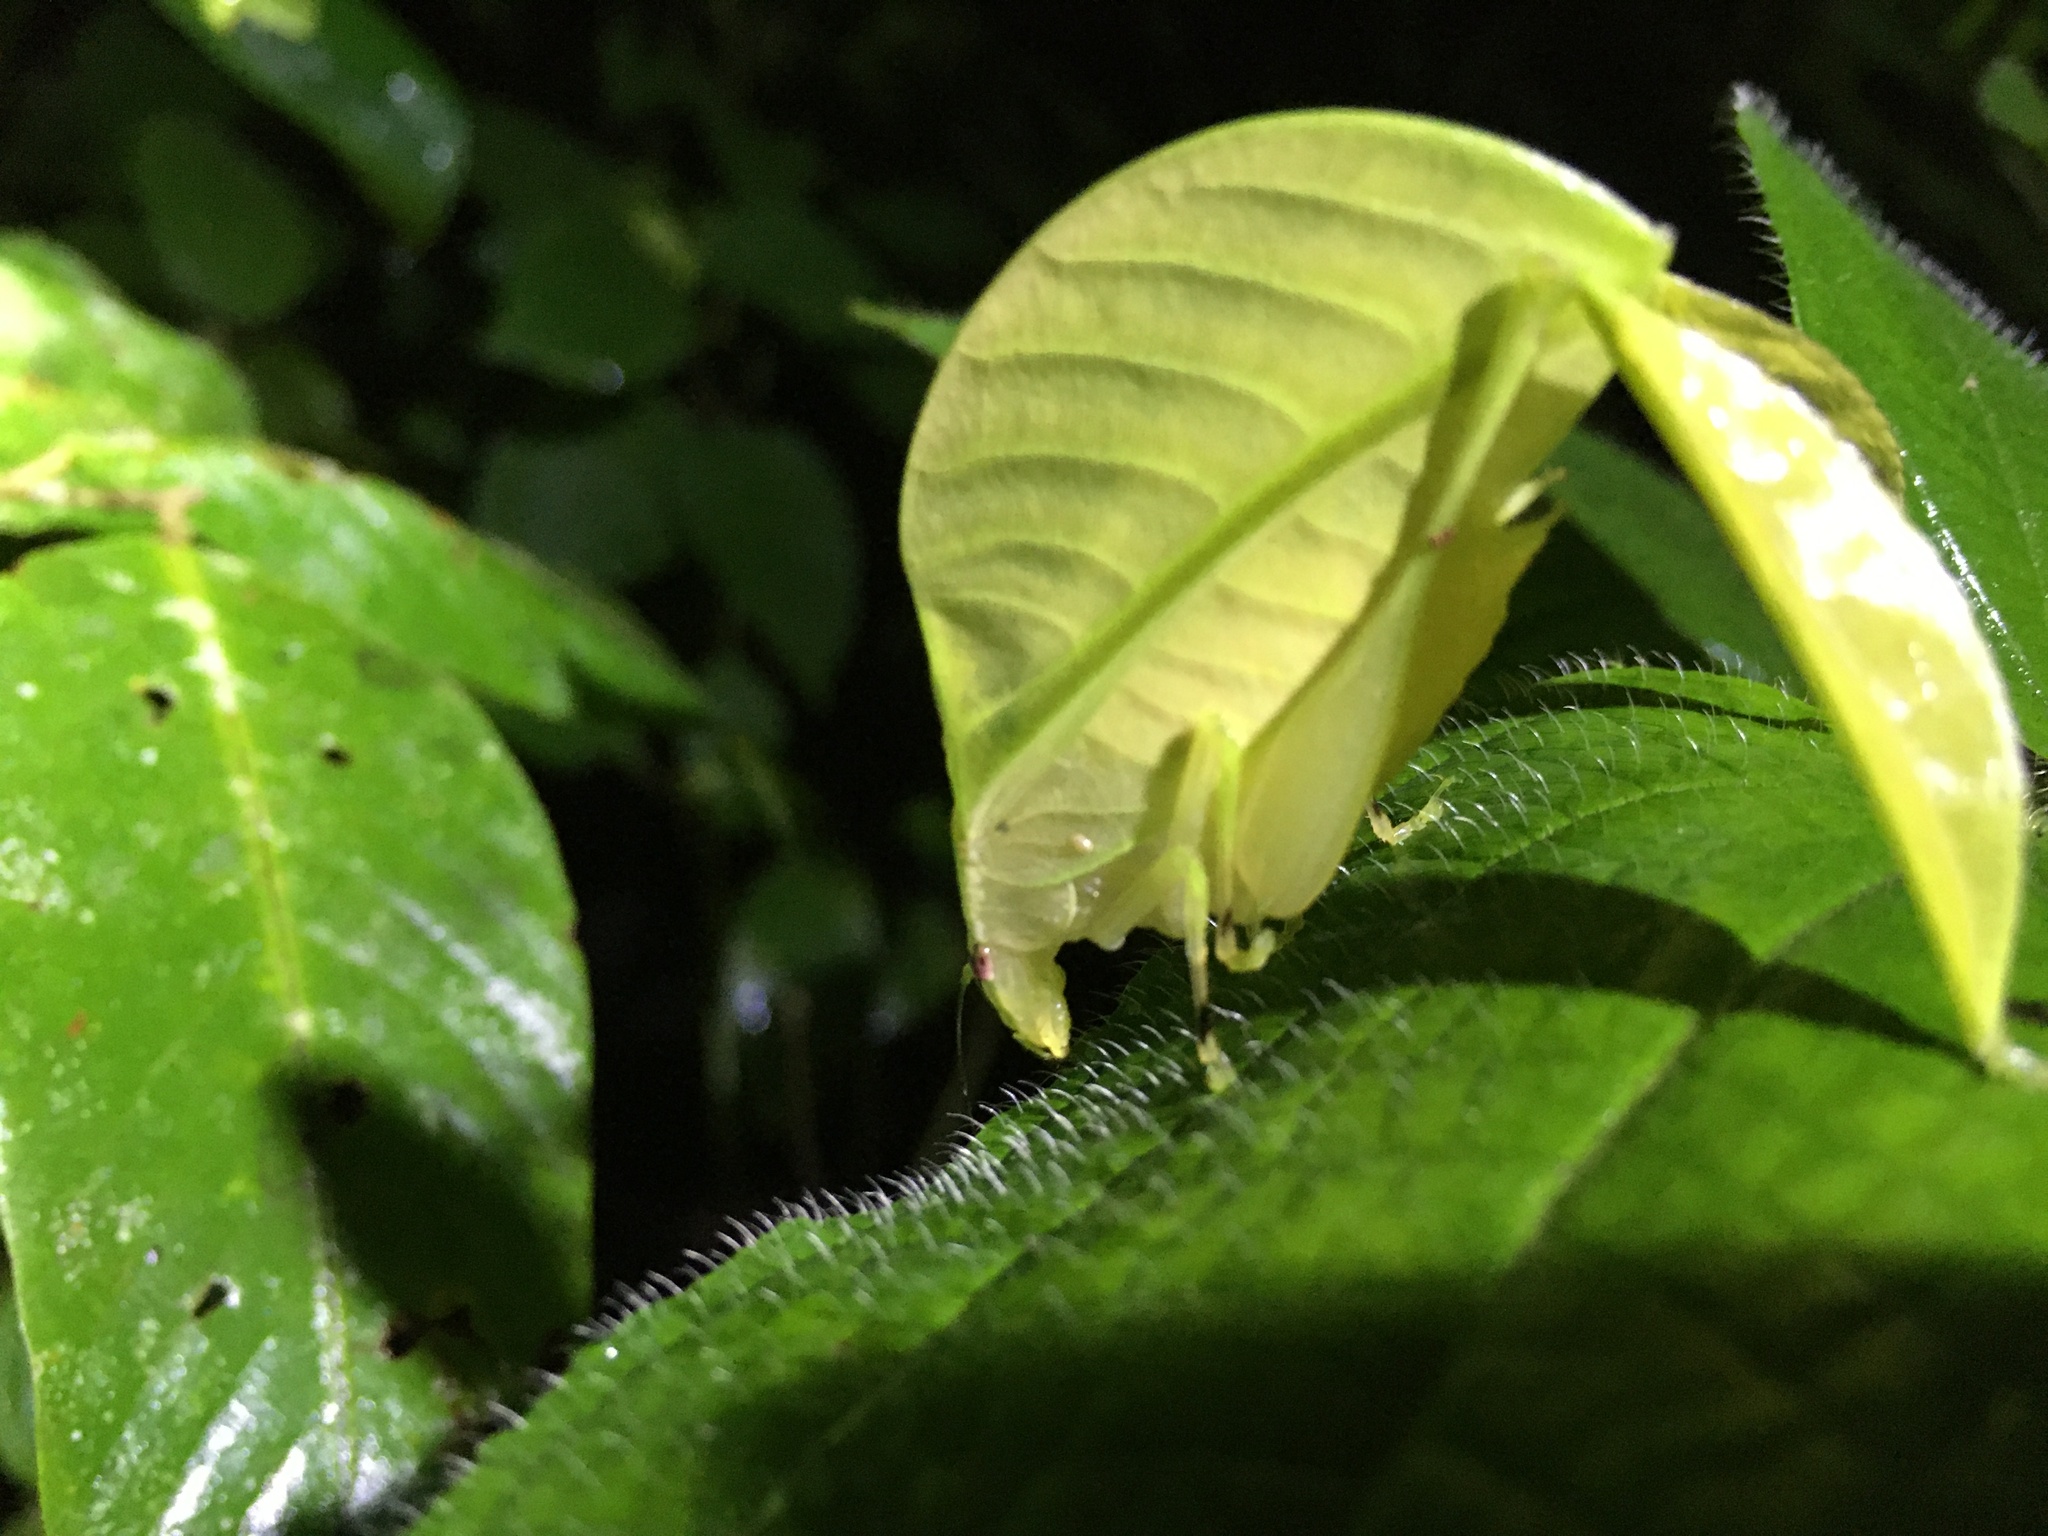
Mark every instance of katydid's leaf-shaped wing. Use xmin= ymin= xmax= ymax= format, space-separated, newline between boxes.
xmin=903 ymin=110 xmax=1672 ymax=1053
xmin=1590 ymin=290 xmax=2029 ymax=1077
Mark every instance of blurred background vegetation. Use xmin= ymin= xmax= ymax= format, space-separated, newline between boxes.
xmin=0 ymin=0 xmax=2043 ymax=1294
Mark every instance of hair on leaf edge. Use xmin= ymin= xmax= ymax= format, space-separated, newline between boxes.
xmin=1728 ymin=82 xmax=2048 ymax=365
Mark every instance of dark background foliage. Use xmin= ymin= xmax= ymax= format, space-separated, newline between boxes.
xmin=0 ymin=0 xmax=2035 ymax=1296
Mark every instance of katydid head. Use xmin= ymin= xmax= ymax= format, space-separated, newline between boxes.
xmin=971 ymin=942 xmax=1072 ymax=1059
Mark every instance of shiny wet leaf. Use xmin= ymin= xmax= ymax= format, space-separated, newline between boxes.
xmin=0 ymin=535 xmax=589 ymax=1533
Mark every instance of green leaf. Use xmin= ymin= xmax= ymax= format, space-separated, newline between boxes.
xmin=1588 ymin=285 xmax=2026 ymax=1079
xmin=470 ymin=404 xmax=694 ymax=587
xmin=411 ymin=678 xmax=2048 ymax=1533
xmin=471 ymin=104 xmax=699 ymax=393
xmin=130 ymin=113 xmax=324 ymax=324
xmin=666 ymin=420 xmax=861 ymax=705
xmin=1735 ymin=89 xmax=2048 ymax=756
xmin=193 ymin=0 xmax=319 ymax=42
xmin=0 ymin=535 xmax=588 ymax=1533
xmin=0 ymin=235 xmax=253 ymax=437
xmin=1548 ymin=427 xmax=1803 ymax=686
xmin=150 ymin=0 xmax=469 ymax=241
xmin=0 ymin=1271 xmax=33 ymax=1490
xmin=702 ymin=200 xmax=879 ymax=342
xmin=480 ymin=207 xmax=698 ymax=394
xmin=0 ymin=427 xmax=700 ymax=722
xmin=847 ymin=300 xmax=960 ymax=360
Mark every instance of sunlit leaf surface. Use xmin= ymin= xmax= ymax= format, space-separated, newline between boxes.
xmin=0 ymin=536 xmax=589 ymax=1534
xmin=413 ymin=675 xmax=2048 ymax=1535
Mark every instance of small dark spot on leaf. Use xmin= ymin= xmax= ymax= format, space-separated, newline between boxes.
xmin=382 ymin=1304 xmax=473 ymax=1360
xmin=319 ymin=736 xmax=353 ymax=767
xmin=65 ymin=1009 xmax=86 ymax=1039
xmin=995 ymin=820 xmax=1010 ymax=833
xmin=133 ymin=680 xmax=177 ymax=723
xmin=190 ymin=1277 xmax=236 ymax=1319
xmin=355 ymin=646 xmax=428 ymax=691
xmin=324 ymin=1077 xmax=370 ymax=1125
xmin=381 ymin=1313 xmax=425 ymax=1360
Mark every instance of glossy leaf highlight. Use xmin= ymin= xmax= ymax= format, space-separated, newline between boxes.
xmin=0 ymin=535 xmax=589 ymax=1533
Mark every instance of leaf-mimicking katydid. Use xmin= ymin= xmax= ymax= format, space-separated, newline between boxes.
xmin=900 ymin=111 xmax=2030 ymax=1082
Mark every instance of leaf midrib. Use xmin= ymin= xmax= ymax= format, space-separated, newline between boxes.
xmin=152 ymin=539 xmax=359 ymax=1482
xmin=953 ymin=358 xmax=1451 ymax=811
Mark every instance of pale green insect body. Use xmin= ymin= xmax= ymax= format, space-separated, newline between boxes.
xmin=905 ymin=109 xmax=2029 ymax=1080
xmin=905 ymin=112 xmax=1671 ymax=1057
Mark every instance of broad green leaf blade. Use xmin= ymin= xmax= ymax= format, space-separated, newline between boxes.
xmin=1549 ymin=427 xmax=1803 ymax=685
xmin=151 ymin=0 xmax=468 ymax=241
xmin=0 ymin=536 xmax=590 ymax=1533
xmin=130 ymin=114 xmax=324 ymax=324
xmin=0 ymin=430 xmax=700 ymax=721
xmin=1734 ymin=91 xmax=2048 ymax=756
xmin=1592 ymin=291 xmax=2027 ymax=1076
xmin=0 ymin=236 xmax=253 ymax=437
xmin=412 ymin=681 xmax=2048 ymax=1535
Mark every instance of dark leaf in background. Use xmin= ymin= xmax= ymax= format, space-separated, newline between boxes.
xmin=479 ymin=205 xmax=698 ymax=394
xmin=735 ymin=855 xmax=882 ymax=981
xmin=665 ymin=419 xmax=863 ymax=705
xmin=471 ymin=403 xmax=695 ymax=589
xmin=1549 ymin=427 xmax=1804 ymax=687
xmin=469 ymin=101 xmax=699 ymax=393
xmin=1737 ymin=90 xmax=2048 ymax=754
xmin=702 ymin=199 xmax=880 ymax=343
xmin=1978 ymin=55 xmax=2048 ymax=165
xmin=477 ymin=397 xmax=862 ymax=702
xmin=410 ymin=676 xmax=2048 ymax=1534
xmin=232 ymin=332 xmax=367 ymax=460
xmin=150 ymin=0 xmax=469 ymax=240
xmin=130 ymin=112 xmax=322 ymax=323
